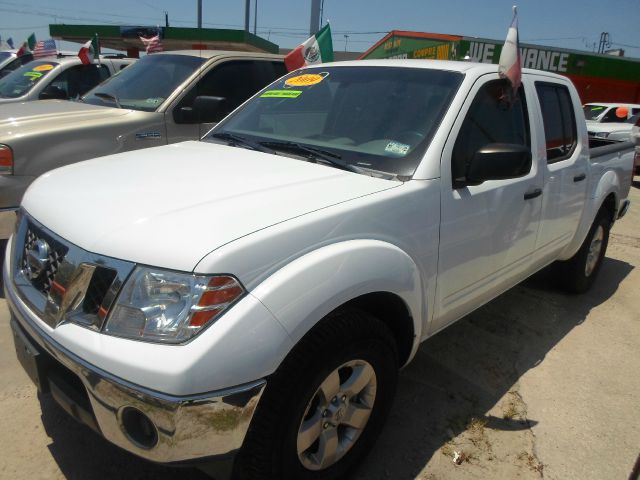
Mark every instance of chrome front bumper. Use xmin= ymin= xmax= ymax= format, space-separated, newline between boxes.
xmin=6 ymin=280 xmax=266 ymax=465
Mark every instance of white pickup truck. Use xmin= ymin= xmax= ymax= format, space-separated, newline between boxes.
xmin=5 ymin=61 xmax=634 ymax=480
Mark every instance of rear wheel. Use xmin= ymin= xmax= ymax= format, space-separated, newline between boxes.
xmin=235 ymin=309 xmax=398 ymax=480
xmin=556 ymin=210 xmax=610 ymax=293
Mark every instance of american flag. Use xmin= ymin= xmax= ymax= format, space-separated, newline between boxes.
xmin=139 ymin=34 xmax=163 ymax=54
xmin=33 ymin=39 xmax=57 ymax=58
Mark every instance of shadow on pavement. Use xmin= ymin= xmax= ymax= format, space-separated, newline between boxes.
xmin=31 ymin=257 xmax=634 ymax=479
xmin=353 ymin=257 xmax=633 ymax=479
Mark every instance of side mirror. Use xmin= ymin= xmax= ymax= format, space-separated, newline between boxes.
xmin=178 ymin=96 xmax=226 ymax=124
xmin=39 ymin=85 xmax=68 ymax=100
xmin=464 ymin=143 xmax=532 ymax=186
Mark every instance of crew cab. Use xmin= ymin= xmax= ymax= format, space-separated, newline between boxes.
xmin=0 ymin=55 xmax=135 ymax=105
xmin=0 ymin=50 xmax=286 ymax=237
xmin=5 ymin=61 xmax=634 ymax=480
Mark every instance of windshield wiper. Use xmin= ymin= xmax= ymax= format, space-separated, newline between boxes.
xmin=209 ymin=132 xmax=275 ymax=154
xmin=93 ymin=92 xmax=122 ymax=109
xmin=259 ymin=140 xmax=363 ymax=174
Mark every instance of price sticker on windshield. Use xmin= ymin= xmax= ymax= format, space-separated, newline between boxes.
xmin=261 ymin=90 xmax=302 ymax=98
xmin=23 ymin=71 xmax=43 ymax=80
xmin=285 ymin=73 xmax=327 ymax=87
xmin=33 ymin=64 xmax=54 ymax=72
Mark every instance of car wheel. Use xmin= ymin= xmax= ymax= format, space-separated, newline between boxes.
xmin=556 ymin=210 xmax=610 ymax=294
xmin=234 ymin=309 xmax=398 ymax=480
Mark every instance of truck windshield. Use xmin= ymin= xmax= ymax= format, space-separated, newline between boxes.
xmin=207 ymin=66 xmax=463 ymax=178
xmin=82 ymin=54 xmax=205 ymax=111
xmin=583 ymin=104 xmax=607 ymax=120
xmin=0 ymin=60 xmax=59 ymax=98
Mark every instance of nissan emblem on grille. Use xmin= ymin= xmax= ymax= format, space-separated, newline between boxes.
xmin=26 ymin=239 xmax=50 ymax=280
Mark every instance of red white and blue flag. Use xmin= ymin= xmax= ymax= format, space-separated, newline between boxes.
xmin=33 ymin=39 xmax=57 ymax=58
xmin=140 ymin=34 xmax=163 ymax=54
xmin=498 ymin=6 xmax=521 ymax=93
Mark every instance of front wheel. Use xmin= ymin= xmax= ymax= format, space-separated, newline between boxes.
xmin=235 ymin=309 xmax=398 ymax=480
xmin=556 ymin=211 xmax=611 ymax=293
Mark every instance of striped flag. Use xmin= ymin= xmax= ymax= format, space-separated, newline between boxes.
xmin=284 ymin=23 xmax=333 ymax=72
xmin=139 ymin=34 xmax=163 ymax=54
xmin=33 ymin=39 xmax=57 ymax=58
xmin=498 ymin=6 xmax=522 ymax=93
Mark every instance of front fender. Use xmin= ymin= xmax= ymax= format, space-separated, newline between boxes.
xmin=251 ymin=239 xmax=424 ymax=365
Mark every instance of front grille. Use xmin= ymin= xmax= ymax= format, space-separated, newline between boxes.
xmin=21 ymin=223 xmax=68 ymax=295
xmin=12 ymin=212 xmax=135 ymax=331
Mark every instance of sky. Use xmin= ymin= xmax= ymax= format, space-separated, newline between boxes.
xmin=0 ymin=0 xmax=639 ymax=58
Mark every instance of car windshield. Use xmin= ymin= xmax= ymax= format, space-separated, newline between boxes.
xmin=583 ymin=104 xmax=608 ymax=120
xmin=82 ymin=54 xmax=205 ymax=111
xmin=207 ymin=66 xmax=463 ymax=178
xmin=0 ymin=52 xmax=12 ymax=63
xmin=0 ymin=60 xmax=58 ymax=98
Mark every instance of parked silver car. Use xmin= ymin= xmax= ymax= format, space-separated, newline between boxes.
xmin=0 ymin=55 xmax=135 ymax=104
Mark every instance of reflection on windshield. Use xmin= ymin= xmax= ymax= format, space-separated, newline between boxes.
xmin=82 ymin=54 xmax=205 ymax=112
xmin=0 ymin=60 xmax=58 ymax=98
xmin=208 ymin=66 xmax=463 ymax=178
xmin=583 ymin=105 xmax=606 ymax=120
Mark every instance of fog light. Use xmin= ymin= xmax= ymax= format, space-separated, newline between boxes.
xmin=120 ymin=407 xmax=158 ymax=449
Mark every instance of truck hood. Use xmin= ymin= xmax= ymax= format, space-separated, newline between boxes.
xmin=22 ymin=141 xmax=398 ymax=271
xmin=0 ymin=100 xmax=130 ymax=137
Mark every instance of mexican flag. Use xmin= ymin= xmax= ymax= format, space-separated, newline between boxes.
xmin=284 ymin=23 xmax=333 ymax=72
xmin=16 ymin=33 xmax=36 ymax=56
xmin=78 ymin=35 xmax=101 ymax=65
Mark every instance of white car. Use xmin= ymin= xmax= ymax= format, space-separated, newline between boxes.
xmin=6 ymin=61 xmax=635 ymax=479
xmin=587 ymin=113 xmax=640 ymax=141
xmin=583 ymin=102 xmax=640 ymax=124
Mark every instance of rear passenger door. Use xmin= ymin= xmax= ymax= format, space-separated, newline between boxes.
xmin=532 ymin=81 xmax=588 ymax=264
xmin=166 ymin=59 xmax=286 ymax=142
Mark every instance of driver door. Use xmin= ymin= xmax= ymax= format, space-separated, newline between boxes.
xmin=431 ymin=76 xmax=543 ymax=333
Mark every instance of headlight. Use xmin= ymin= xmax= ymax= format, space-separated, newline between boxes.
xmin=595 ymin=131 xmax=610 ymax=138
xmin=104 ymin=267 xmax=245 ymax=344
xmin=0 ymin=144 xmax=13 ymax=174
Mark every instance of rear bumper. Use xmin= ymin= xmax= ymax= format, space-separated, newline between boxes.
xmin=6 ymin=277 xmax=266 ymax=467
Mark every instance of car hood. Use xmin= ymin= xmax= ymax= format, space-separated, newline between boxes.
xmin=0 ymin=100 xmax=131 ymax=137
xmin=587 ymin=122 xmax=633 ymax=134
xmin=22 ymin=141 xmax=398 ymax=271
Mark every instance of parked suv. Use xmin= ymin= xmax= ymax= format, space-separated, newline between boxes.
xmin=0 ymin=55 xmax=135 ymax=104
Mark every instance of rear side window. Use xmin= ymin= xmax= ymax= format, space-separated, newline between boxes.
xmin=49 ymin=64 xmax=110 ymax=99
xmin=535 ymin=83 xmax=577 ymax=163
xmin=452 ymin=79 xmax=530 ymax=185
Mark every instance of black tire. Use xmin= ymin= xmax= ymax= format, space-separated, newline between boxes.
xmin=556 ymin=210 xmax=611 ymax=294
xmin=234 ymin=309 xmax=399 ymax=480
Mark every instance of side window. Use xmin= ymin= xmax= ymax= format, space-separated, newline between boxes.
xmin=175 ymin=60 xmax=284 ymax=124
xmin=535 ymin=83 xmax=577 ymax=163
xmin=600 ymin=106 xmax=627 ymax=123
xmin=49 ymin=65 xmax=110 ymax=99
xmin=452 ymin=79 xmax=530 ymax=184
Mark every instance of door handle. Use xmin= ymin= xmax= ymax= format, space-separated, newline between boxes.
xmin=524 ymin=188 xmax=542 ymax=200
xmin=573 ymin=173 xmax=586 ymax=182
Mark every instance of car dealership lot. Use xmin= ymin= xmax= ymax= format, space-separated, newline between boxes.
xmin=1 ymin=182 xmax=639 ymax=480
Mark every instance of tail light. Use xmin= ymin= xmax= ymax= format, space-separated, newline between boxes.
xmin=0 ymin=145 xmax=13 ymax=174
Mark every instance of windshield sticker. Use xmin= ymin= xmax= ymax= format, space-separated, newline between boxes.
xmin=33 ymin=64 xmax=54 ymax=72
xmin=23 ymin=71 xmax=43 ymax=80
xmin=145 ymin=97 xmax=163 ymax=105
xmin=285 ymin=73 xmax=327 ymax=87
xmin=385 ymin=141 xmax=410 ymax=156
xmin=261 ymin=89 xmax=303 ymax=98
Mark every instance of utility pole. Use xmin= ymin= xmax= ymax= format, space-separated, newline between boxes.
xmin=245 ymin=0 xmax=250 ymax=31
xmin=253 ymin=0 xmax=258 ymax=35
xmin=310 ymin=0 xmax=322 ymax=36
xmin=597 ymin=32 xmax=610 ymax=54
xmin=165 ymin=11 xmax=169 ymax=27
xmin=197 ymin=0 xmax=202 ymax=28
xmin=344 ymin=34 xmax=349 ymax=52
